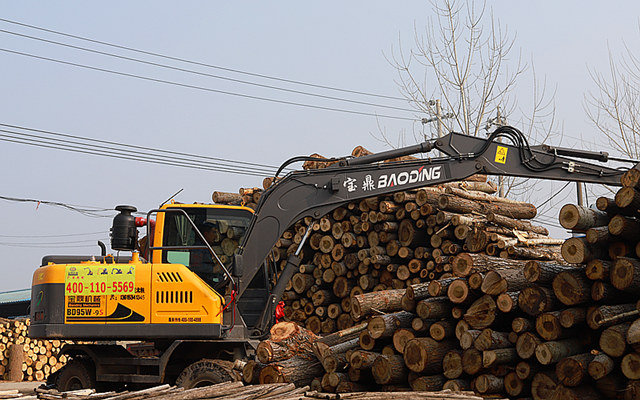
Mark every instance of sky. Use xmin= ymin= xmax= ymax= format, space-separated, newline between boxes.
xmin=1 ymin=1 xmax=639 ymax=292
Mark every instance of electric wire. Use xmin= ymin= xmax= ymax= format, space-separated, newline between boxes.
xmin=0 ymin=127 xmax=278 ymax=176
xmin=0 ymin=48 xmax=417 ymax=122
xmin=0 ymin=29 xmax=417 ymax=113
xmin=0 ymin=195 xmax=114 ymax=218
xmin=0 ymin=231 xmax=104 ymax=238
xmin=0 ymin=18 xmax=408 ymax=102
xmin=0 ymin=123 xmax=286 ymax=172
xmin=0 ymin=128 xmax=276 ymax=178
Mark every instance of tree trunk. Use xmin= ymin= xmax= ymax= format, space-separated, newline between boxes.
xmin=558 ymin=204 xmax=609 ymax=231
xmin=409 ymin=374 xmax=446 ymax=391
xmin=587 ymin=303 xmax=637 ymax=329
xmin=561 ymin=237 xmax=606 ymax=264
xmin=559 ymin=307 xmax=587 ymax=329
xmin=612 ymin=257 xmax=640 ymax=292
xmin=416 ymin=297 xmax=453 ymax=320
xmin=621 ymin=352 xmax=640 ymax=379
xmin=524 ymin=261 xmax=575 ymax=284
xmin=259 ymin=356 xmax=323 ymax=386
xmin=516 ymin=332 xmax=542 ymax=360
xmin=392 ymin=328 xmax=415 ymax=354
xmin=585 ymin=259 xmax=612 ymax=281
xmin=367 ymin=311 xmax=413 ymax=339
xmin=535 ymin=338 xmax=584 ymax=365
xmin=481 ymin=268 xmax=529 ymax=295
xmin=350 ymin=289 xmax=405 ymax=321
xmin=403 ymin=338 xmax=456 ymax=374
xmin=482 ymin=348 xmax=518 ymax=369
xmin=452 ymin=253 xmax=526 ymax=277
xmin=531 ymin=371 xmax=558 ymax=400
xmin=463 ymin=295 xmax=497 ymax=329
xmin=519 ymin=286 xmax=561 ymax=316
xmin=599 ymin=321 xmax=631 ymax=357
xmin=555 ymin=352 xmax=595 ymax=387
xmin=552 ymin=269 xmax=592 ymax=306
xmin=443 ymin=350 xmax=463 ymax=379
xmin=372 ymin=354 xmax=407 ymax=385
xmin=588 ymin=352 xmax=615 ymax=380
xmin=474 ymin=329 xmax=512 ymax=351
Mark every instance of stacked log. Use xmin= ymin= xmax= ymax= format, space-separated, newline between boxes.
xmin=30 ymin=381 xmax=490 ymax=400
xmin=215 ymin=147 xmax=640 ymax=398
xmin=0 ymin=318 xmax=69 ymax=382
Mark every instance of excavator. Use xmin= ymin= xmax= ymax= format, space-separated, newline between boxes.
xmin=28 ymin=126 xmax=636 ymax=390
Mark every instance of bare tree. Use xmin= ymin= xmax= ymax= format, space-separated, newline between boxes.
xmin=585 ymin=44 xmax=640 ymax=159
xmin=383 ymin=0 xmax=557 ymax=200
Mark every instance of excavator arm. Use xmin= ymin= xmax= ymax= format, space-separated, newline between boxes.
xmin=235 ymin=126 xmax=633 ymax=336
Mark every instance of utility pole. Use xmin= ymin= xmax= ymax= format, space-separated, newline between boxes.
xmin=436 ymin=99 xmax=443 ymax=138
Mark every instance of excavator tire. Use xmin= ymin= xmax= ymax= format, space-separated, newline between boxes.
xmin=55 ymin=359 xmax=96 ymax=391
xmin=176 ymin=359 xmax=240 ymax=389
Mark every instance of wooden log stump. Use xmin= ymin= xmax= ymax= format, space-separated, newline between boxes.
xmin=558 ymin=204 xmax=609 ymax=231
xmin=403 ymin=338 xmax=455 ymax=374
xmin=555 ymin=352 xmax=595 ymax=387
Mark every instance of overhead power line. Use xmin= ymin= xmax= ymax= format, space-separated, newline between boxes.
xmin=0 ymin=123 xmax=285 ymax=175
xmin=0 ymin=48 xmax=416 ymax=122
xmin=0 ymin=18 xmax=408 ymax=102
xmin=0 ymin=123 xmax=313 ymax=177
xmin=0 ymin=29 xmax=416 ymax=113
xmin=0 ymin=195 xmax=115 ymax=218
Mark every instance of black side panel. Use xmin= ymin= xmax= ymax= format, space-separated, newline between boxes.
xmin=30 ymin=283 xmax=65 ymax=325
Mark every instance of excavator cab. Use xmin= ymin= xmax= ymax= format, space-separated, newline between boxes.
xmin=149 ymin=203 xmax=254 ymax=290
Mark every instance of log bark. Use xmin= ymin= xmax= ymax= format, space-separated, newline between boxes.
xmin=585 ymin=259 xmax=613 ymax=281
xmin=588 ymin=352 xmax=615 ymax=380
xmin=615 ymin=186 xmax=640 ymax=209
xmin=561 ymin=237 xmax=606 ymax=264
xmin=259 ymin=356 xmax=323 ymax=386
xmin=524 ymin=261 xmax=575 ymax=285
xmin=367 ymin=311 xmax=413 ymax=339
xmin=519 ymin=286 xmax=561 ymax=316
xmin=531 ymin=371 xmax=558 ymax=400
xmin=443 ymin=350 xmax=463 ymax=379
xmin=452 ymin=253 xmax=527 ymax=277
xmin=555 ymin=352 xmax=595 ymax=387
xmin=587 ymin=303 xmax=637 ymax=329
xmin=535 ymin=338 xmax=584 ymax=365
xmin=516 ymin=332 xmax=542 ymax=360
xmin=463 ymin=295 xmax=497 ymax=329
xmin=552 ymin=269 xmax=592 ymax=306
xmin=558 ymin=204 xmax=609 ymax=231
xmin=416 ymin=297 xmax=453 ymax=320
xmin=608 ymin=214 xmax=640 ymax=236
xmin=392 ymin=328 xmax=415 ymax=354
xmin=599 ymin=321 xmax=631 ymax=357
xmin=611 ymin=257 xmax=640 ymax=292
xmin=350 ymin=289 xmax=405 ymax=321
xmin=621 ymin=352 xmax=640 ymax=379
xmin=481 ymin=268 xmax=528 ymax=296
xmin=474 ymin=329 xmax=512 ymax=351
xmin=403 ymin=338 xmax=456 ymax=374
xmin=372 ymin=354 xmax=407 ymax=385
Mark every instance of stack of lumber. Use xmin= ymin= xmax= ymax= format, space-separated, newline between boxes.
xmin=234 ymin=170 xmax=640 ymax=399
xmin=213 ymin=177 xmax=562 ymax=336
xmin=0 ymin=318 xmax=69 ymax=382
xmin=28 ymin=381 xmax=490 ymax=400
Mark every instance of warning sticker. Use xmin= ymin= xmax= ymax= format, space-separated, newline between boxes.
xmin=64 ymin=265 xmax=136 ymax=296
xmin=495 ymin=146 xmax=508 ymax=164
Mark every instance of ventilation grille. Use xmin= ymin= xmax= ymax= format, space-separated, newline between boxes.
xmin=156 ymin=291 xmax=193 ymax=304
xmin=156 ymin=272 xmax=183 ymax=282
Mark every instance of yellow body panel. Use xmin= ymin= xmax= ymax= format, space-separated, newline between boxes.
xmin=35 ymin=256 xmax=224 ymax=325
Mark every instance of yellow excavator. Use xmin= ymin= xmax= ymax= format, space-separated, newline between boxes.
xmin=28 ymin=126 xmax=634 ymax=390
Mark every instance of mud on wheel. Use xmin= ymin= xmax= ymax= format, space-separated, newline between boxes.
xmin=176 ymin=359 xmax=239 ymax=389
xmin=55 ymin=359 xmax=96 ymax=391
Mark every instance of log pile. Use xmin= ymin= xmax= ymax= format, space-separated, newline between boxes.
xmin=26 ymin=381 xmax=490 ymax=400
xmin=0 ymin=318 xmax=68 ymax=382
xmin=215 ymin=150 xmax=640 ymax=398
xmin=212 ymin=176 xmax=561 ymax=338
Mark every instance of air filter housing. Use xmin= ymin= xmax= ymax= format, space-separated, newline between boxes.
xmin=111 ymin=205 xmax=138 ymax=251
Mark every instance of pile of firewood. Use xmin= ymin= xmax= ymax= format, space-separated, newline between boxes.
xmin=27 ymin=381 xmax=490 ymax=400
xmin=211 ymin=155 xmax=640 ymax=398
xmin=213 ymin=175 xmax=563 ymax=337
xmin=0 ymin=318 xmax=68 ymax=382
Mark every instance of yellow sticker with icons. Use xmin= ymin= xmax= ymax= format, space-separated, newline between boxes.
xmin=495 ymin=146 xmax=508 ymax=164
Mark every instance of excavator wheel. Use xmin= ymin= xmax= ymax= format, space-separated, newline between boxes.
xmin=175 ymin=359 xmax=240 ymax=389
xmin=55 ymin=359 xmax=96 ymax=391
